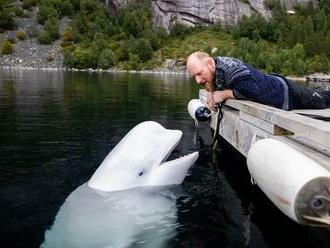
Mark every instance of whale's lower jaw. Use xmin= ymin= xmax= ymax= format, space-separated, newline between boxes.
xmin=146 ymin=151 xmax=199 ymax=187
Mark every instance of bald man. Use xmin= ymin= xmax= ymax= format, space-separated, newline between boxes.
xmin=186 ymin=51 xmax=330 ymax=111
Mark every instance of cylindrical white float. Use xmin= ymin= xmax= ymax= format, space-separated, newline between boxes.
xmin=187 ymin=99 xmax=211 ymax=122
xmin=247 ymin=138 xmax=330 ymax=226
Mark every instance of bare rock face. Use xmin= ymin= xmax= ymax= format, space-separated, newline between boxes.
xmin=152 ymin=0 xmax=271 ymax=29
xmin=104 ymin=0 xmax=316 ymax=31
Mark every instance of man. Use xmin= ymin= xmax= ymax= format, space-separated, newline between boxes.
xmin=186 ymin=51 xmax=330 ymax=110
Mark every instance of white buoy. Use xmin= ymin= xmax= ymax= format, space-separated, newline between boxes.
xmin=187 ymin=99 xmax=211 ymax=122
xmin=247 ymin=138 xmax=330 ymax=227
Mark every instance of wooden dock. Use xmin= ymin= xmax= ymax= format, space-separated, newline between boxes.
xmin=199 ymin=89 xmax=330 ymax=227
xmin=199 ymin=89 xmax=330 ymax=170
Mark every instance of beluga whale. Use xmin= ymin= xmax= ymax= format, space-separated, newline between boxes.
xmin=41 ymin=121 xmax=199 ymax=248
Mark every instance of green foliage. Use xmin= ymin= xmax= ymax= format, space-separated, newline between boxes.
xmin=14 ymin=7 xmax=24 ymax=17
xmin=98 ymin=49 xmax=115 ymax=69
xmin=37 ymin=4 xmax=58 ymax=24
xmin=22 ymin=0 xmax=38 ymax=10
xmin=125 ymin=53 xmax=141 ymax=70
xmin=16 ymin=30 xmax=26 ymax=40
xmin=120 ymin=2 xmax=151 ymax=38
xmin=38 ymin=17 xmax=59 ymax=44
xmin=130 ymin=38 xmax=153 ymax=62
xmin=307 ymin=54 xmax=330 ymax=73
xmin=231 ymin=14 xmax=280 ymax=41
xmin=44 ymin=17 xmax=59 ymax=40
xmin=80 ymin=0 xmax=98 ymax=14
xmin=64 ymin=46 xmax=98 ymax=69
xmin=0 ymin=9 xmax=16 ymax=30
xmin=1 ymin=40 xmax=13 ymax=54
xmin=231 ymin=38 xmax=270 ymax=69
xmin=169 ymin=22 xmax=191 ymax=37
xmin=38 ymin=31 xmax=52 ymax=44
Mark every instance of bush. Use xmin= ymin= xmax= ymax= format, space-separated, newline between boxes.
xmin=98 ymin=49 xmax=115 ymax=69
xmin=1 ymin=40 xmax=13 ymax=55
xmin=62 ymin=27 xmax=80 ymax=45
xmin=130 ymin=38 xmax=153 ymax=62
xmin=0 ymin=11 xmax=17 ymax=30
xmin=44 ymin=17 xmax=60 ymax=40
xmin=16 ymin=31 xmax=27 ymax=40
xmin=125 ymin=53 xmax=141 ymax=70
xmin=307 ymin=54 xmax=330 ymax=73
xmin=169 ymin=22 xmax=191 ymax=37
xmin=231 ymin=14 xmax=280 ymax=42
xmin=64 ymin=47 xmax=98 ymax=69
xmin=14 ymin=8 xmax=24 ymax=17
xmin=38 ymin=31 xmax=52 ymax=44
xmin=22 ymin=0 xmax=38 ymax=10
xmin=80 ymin=0 xmax=98 ymax=14
xmin=38 ymin=4 xmax=58 ymax=24
xmin=57 ymin=0 xmax=74 ymax=16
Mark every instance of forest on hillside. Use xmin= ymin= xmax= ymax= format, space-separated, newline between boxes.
xmin=1 ymin=0 xmax=330 ymax=75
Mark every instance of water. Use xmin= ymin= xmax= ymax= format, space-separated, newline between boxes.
xmin=0 ymin=70 xmax=329 ymax=248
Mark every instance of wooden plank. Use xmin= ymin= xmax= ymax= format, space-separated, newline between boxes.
xmin=210 ymin=106 xmax=269 ymax=157
xmin=239 ymin=112 xmax=293 ymax=136
xmin=222 ymin=99 xmax=330 ymax=148
xmin=291 ymin=109 xmax=330 ymax=119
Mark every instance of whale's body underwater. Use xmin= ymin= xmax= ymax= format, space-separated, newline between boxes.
xmin=41 ymin=121 xmax=198 ymax=248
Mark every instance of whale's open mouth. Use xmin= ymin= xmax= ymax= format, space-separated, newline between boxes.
xmin=159 ymin=134 xmax=198 ymax=167
xmin=160 ymin=135 xmax=181 ymax=166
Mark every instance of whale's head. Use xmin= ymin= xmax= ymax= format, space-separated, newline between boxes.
xmin=88 ymin=121 xmax=198 ymax=191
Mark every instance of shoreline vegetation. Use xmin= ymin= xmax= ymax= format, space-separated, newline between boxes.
xmin=0 ymin=66 xmax=308 ymax=82
xmin=1 ymin=1 xmax=330 ymax=76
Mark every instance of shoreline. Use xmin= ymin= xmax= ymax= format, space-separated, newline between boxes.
xmin=0 ymin=66 xmax=188 ymax=75
xmin=0 ymin=66 xmax=309 ymax=80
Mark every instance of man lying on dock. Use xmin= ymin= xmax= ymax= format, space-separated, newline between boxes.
xmin=186 ymin=51 xmax=330 ymax=110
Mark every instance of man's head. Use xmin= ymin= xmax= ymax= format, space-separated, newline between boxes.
xmin=186 ymin=51 xmax=216 ymax=91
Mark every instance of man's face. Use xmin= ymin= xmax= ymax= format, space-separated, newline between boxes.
xmin=187 ymin=57 xmax=215 ymax=87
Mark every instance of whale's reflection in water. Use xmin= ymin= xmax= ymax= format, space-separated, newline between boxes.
xmin=42 ymin=184 xmax=181 ymax=248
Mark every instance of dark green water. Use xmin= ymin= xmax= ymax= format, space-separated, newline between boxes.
xmin=0 ymin=70 xmax=329 ymax=248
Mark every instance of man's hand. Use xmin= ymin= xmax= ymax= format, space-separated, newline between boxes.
xmin=207 ymin=90 xmax=234 ymax=111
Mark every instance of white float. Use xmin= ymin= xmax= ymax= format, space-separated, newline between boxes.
xmin=187 ymin=99 xmax=211 ymax=122
xmin=247 ymin=138 xmax=330 ymax=226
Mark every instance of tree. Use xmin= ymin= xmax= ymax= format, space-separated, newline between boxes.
xmin=131 ymin=38 xmax=153 ymax=62
xmin=38 ymin=4 xmax=58 ymax=24
xmin=98 ymin=49 xmax=115 ymax=69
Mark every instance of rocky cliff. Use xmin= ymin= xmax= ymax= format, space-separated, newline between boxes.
xmin=105 ymin=0 xmax=316 ymax=30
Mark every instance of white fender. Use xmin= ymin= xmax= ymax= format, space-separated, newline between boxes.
xmin=247 ymin=138 xmax=330 ymax=226
xmin=187 ymin=99 xmax=211 ymax=122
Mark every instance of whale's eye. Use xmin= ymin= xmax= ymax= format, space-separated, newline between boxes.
xmin=138 ymin=171 xmax=144 ymax=176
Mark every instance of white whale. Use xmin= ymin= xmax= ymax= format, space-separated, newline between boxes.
xmin=41 ymin=121 xmax=198 ymax=248
xmin=88 ymin=121 xmax=199 ymax=191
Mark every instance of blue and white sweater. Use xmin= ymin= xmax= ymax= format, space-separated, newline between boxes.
xmin=214 ymin=57 xmax=289 ymax=110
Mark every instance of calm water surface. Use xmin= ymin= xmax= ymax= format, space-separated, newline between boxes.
xmin=0 ymin=70 xmax=329 ymax=248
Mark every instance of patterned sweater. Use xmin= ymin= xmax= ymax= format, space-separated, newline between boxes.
xmin=214 ymin=57 xmax=289 ymax=110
